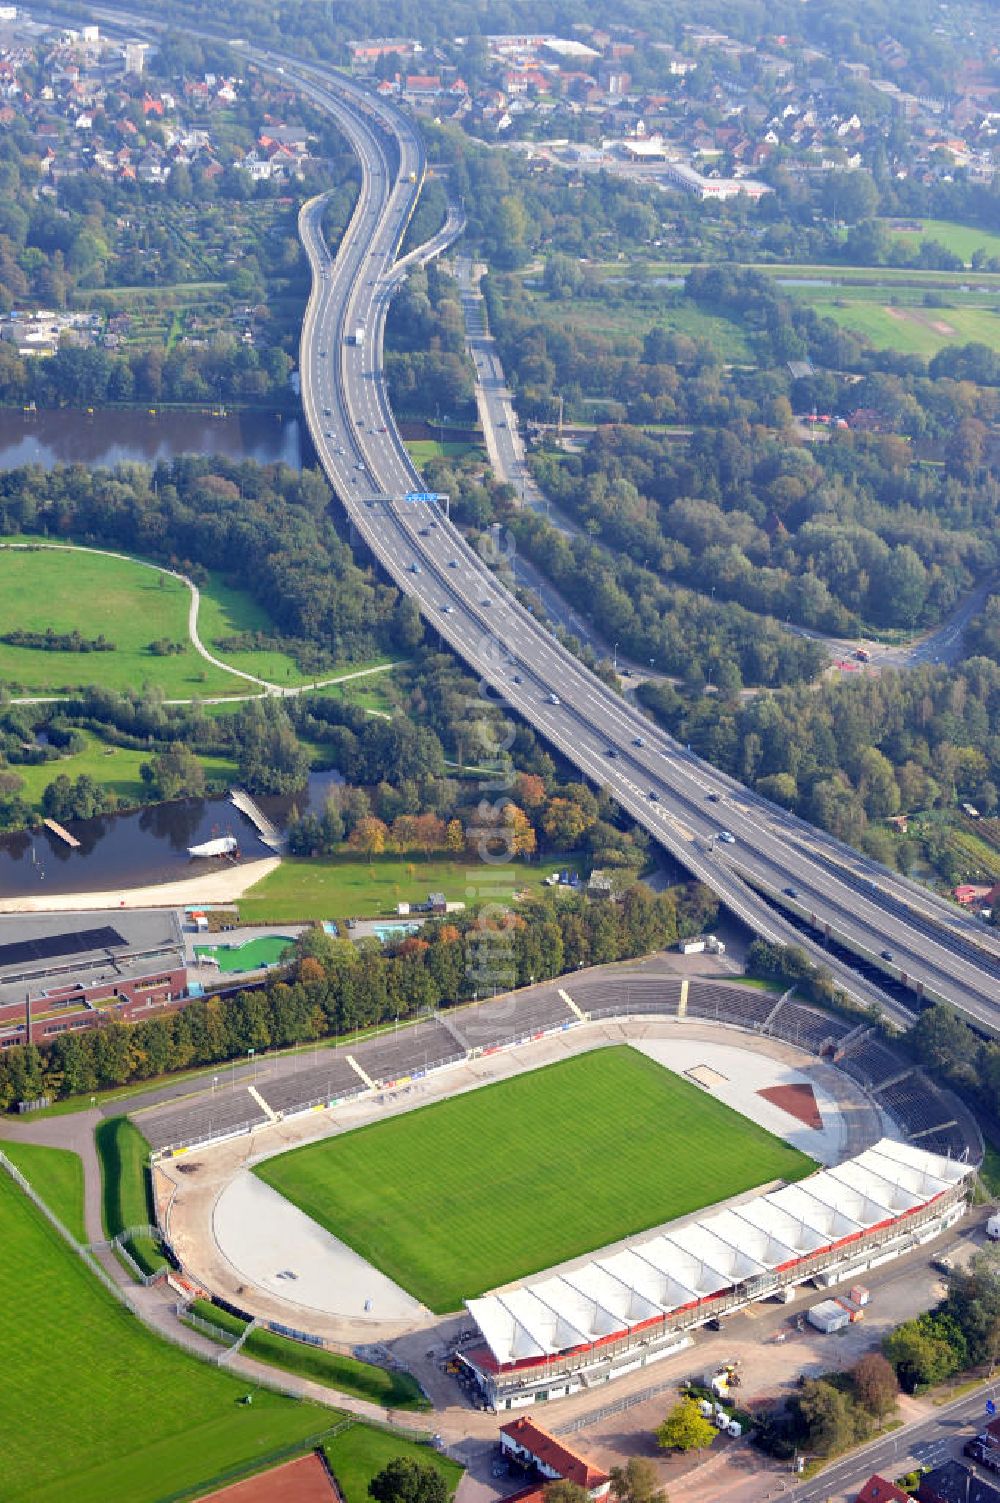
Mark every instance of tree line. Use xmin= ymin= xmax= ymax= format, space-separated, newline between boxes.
xmin=0 ymin=879 xmax=717 ymax=1109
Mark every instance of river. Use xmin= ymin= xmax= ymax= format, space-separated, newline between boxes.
xmin=0 ymin=407 xmax=304 ymax=471
xmin=0 ymin=770 xmax=341 ymax=899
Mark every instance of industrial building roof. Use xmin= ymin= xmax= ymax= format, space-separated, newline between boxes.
xmin=0 ymin=907 xmax=185 ymax=1009
xmin=466 ymin=1139 xmax=971 ymax=1369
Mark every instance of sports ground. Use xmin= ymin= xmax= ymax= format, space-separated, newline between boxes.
xmin=254 ymin=1045 xmax=816 ymax=1314
xmin=195 ymin=935 xmax=296 ymax=973
xmin=1 ymin=1168 xmax=329 ymax=1503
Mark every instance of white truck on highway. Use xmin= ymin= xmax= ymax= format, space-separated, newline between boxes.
xmin=349 ymin=324 xmax=364 ymax=346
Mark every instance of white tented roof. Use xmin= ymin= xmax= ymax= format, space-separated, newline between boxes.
xmin=467 ymin=1138 xmax=972 ymax=1369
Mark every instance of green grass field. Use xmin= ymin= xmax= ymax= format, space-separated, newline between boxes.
xmin=405 ymin=439 xmax=484 ymax=464
xmin=255 ymin=1046 xmax=815 ymax=1313
xmin=195 ymin=935 xmax=297 ymax=973
xmin=798 ymin=296 xmax=1000 ymax=356
xmin=0 ymin=1169 xmax=331 ymax=1503
xmin=237 ymin=853 xmax=584 ymax=925
xmin=0 ymin=545 xmax=245 ymax=696
xmin=882 ymin=217 xmax=1000 ymax=266
xmin=11 ymin=729 xmax=239 ymax=812
xmin=323 ymin=1423 xmax=463 ymax=1503
xmin=0 ymin=1140 xmax=87 ymax=1242
xmin=94 ymin=1115 xmax=166 ymax=1274
xmin=528 ymin=288 xmax=753 ymax=361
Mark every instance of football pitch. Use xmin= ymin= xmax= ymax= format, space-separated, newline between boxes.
xmin=254 ymin=1046 xmax=815 ymax=1313
xmin=0 ymin=1168 xmax=330 ymax=1503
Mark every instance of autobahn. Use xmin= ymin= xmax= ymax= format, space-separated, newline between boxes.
xmin=71 ymin=7 xmax=1000 ymax=1028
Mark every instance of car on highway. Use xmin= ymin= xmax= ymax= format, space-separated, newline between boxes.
xmin=409 ymin=563 xmax=421 ymax=574
xmin=323 ymin=407 xmax=331 ymax=416
xmin=648 ymin=791 xmax=658 ymax=801
xmin=441 ymin=604 xmax=454 ymax=614
xmin=633 ymin=737 xmax=645 ymax=748
xmin=548 ymin=693 xmax=560 ymax=705
xmin=448 ymin=559 xmax=458 ymax=568
xmin=605 ymin=748 xmax=617 ymax=758
xmin=783 ymin=887 xmax=799 ymax=898
xmin=880 ymin=950 xmax=894 ymax=962
xmin=481 ymin=597 xmax=493 ymax=606
xmin=707 ymin=792 xmax=720 ymax=802
xmin=355 ymin=461 xmax=365 ymax=470
xmin=718 ymin=831 xmax=736 ymax=844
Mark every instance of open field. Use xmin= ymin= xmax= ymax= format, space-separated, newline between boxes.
xmin=0 ymin=1140 xmax=86 ymax=1242
xmin=255 ymin=1045 xmax=815 ymax=1313
xmin=185 ymin=1301 xmax=429 ymax=1410
xmin=882 ymin=217 xmax=1000 ymax=265
xmin=0 ymin=1168 xmax=331 ymax=1503
xmin=405 ymin=438 xmax=484 ymax=464
xmin=237 ymin=853 xmax=586 ymax=925
xmin=0 ymin=546 xmax=243 ymax=696
xmin=527 ymin=287 xmax=753 ymax=361
xmin=795 ymin=296 xmax=1000 ymax=356
xmin=323 ymin=1423 xmax=463 ymax=1503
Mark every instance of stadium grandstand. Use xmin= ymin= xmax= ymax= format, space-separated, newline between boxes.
xmin=140 ymin=975 xmax=982 ymax=1168
xmin=461 ymin=1139 xmax=973 ymax=1412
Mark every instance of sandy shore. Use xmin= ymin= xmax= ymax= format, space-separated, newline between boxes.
xmin=0 ymin=856 xmax=281 ymax=914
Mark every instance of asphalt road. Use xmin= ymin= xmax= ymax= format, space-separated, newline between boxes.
xmin=74 ymin=5 xmax=1000 ymax=1031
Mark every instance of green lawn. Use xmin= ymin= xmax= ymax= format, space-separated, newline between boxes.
xmin=0 ymin=545 xmax=245 ymax=696
xmin=405 ymin=439 xmax=484 ymax=464
xmin=95 ymin=1115 xmax=166 ymax=1275
xmin=882 ymin=217 xmax=1000 ymax=266
xmin=530 ymin=289 xmax=753 ymax=362
xmin=800 ymin=297 xmax=1000 ymax=356
xmin=184 ymin=1300 xmax=427 ymax=1408
xmin=11 ymin=729 xmax=239 ymax=812
xmin=324 ymin=1424 xmax=463 ymax=1503
xmin=0 ymin=1169 xmax=332 ymax=1503
xmin=196 ymin=935 xmax=297 ymax=973
xmin=0 ymin=1140 xmax=87 ymax=1242
xmin=255 ymin=1046 xmax=815 ymax=1313
xmin=237 ymin=853 xmax=584 ymax=925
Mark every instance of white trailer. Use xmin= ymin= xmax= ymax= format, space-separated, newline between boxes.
xmin=808 ymin=1299 xmax=850 ymax=1334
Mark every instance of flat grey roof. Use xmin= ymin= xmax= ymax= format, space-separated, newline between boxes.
xmin=0 ymin=908 xmax=184 ymax=1010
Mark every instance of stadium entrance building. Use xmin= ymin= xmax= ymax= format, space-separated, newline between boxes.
xmin=461 ymin=1139 xmax=972 ymax=1411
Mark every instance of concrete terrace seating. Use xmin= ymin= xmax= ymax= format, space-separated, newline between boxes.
xmin=261 ymin=1053 xmax=364 ymax=1115
xmin=769 ymin=1001 xmax=852 ymax=1053
xmin=684 ymin=981 xmax=776 ymax=1029
xmin=140 ymin=1090 xmax=269 ymax=1152
xmin=352 ymin=1017 xmax=465 ymax=1084
xmin=580 ymin=975 xmax=683 ymax=1018
xmin=454 ymin=988 xmax=577 ymax=1051
xmin=837 ymin=1035 xmax=903 ymax=1088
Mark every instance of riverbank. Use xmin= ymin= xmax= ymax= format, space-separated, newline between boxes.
xmin=0 ymin=856 xmax=280 ymax=914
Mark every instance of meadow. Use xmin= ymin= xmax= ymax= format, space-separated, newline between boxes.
xmin=255 ymin=1045 xmax=815 ymax=1313
xmin=236 ymin=853 xmax=586 ymax=924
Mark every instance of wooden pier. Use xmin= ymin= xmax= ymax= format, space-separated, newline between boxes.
xmin=42 ymin=818 xmax=81 ymax=848
xmin=229 ymin=788 xmax=285 ymax=852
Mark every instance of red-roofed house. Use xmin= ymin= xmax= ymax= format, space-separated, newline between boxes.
xmin=500 ymin=1419 xmax=611 ymax=1498
xmin=856 ymin=1478 xmax=910 ymax=1503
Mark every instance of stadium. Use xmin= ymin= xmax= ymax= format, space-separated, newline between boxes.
xmin=145 ymin=971 xmax=981 ymax=1412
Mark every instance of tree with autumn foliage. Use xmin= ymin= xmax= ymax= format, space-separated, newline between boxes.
xmin=348 ymin=815 xmax=388 ymax=861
